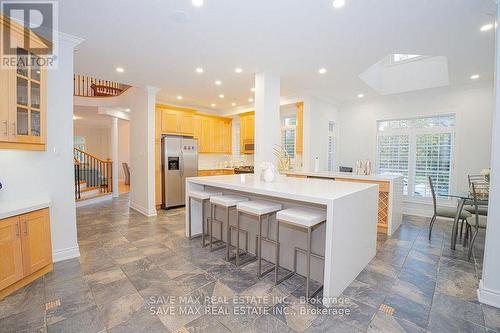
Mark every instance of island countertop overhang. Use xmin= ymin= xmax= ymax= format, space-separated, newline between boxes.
xmin=186 ymin=174 xmax=379 ymax=205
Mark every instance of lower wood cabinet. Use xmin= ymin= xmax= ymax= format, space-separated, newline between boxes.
xmin=0 ymin=208 xmax=52 ymax=298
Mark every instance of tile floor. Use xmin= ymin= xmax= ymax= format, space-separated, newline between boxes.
xmin=1 ymin=194 xmax=499 ymax=333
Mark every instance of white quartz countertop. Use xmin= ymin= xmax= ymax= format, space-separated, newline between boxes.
xmin=187 ymin=174 xmax=378 ymax=205
xmin=0 ymin=197 xmax=51 ymax=220
xmin=285 ymin=170 xmax=403 ymax=182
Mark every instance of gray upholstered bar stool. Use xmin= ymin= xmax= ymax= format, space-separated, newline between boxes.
xmin=209 ymin=195 xmax=248 ymax=260
xmin=188 ymin=190 xmax=222 ymax=246
xmin=275 ymin=207 xmax=327 ymax=300
xmin=235 ymin=200 xmax=282 ymax=272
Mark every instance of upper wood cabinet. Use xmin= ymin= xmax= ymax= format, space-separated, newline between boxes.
xmin=239 ymin=112 xmax=255 ymax=154
xmin=0 ymin=16 xmax=47 ymax=151
xmin=159 ymin=107 xmax=195 ymax=135
xmin=193 ymin=114 xmax=232 ymax=154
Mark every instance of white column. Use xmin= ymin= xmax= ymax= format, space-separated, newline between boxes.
xmin=254 ymin=72 xmax=281 ymax=178
xmin=478 ymin=4 xmax=500 ymax=309
xmin=128 ymin=86 xmax=159 ymax=217
xmin=110 ymin=117 xmax=119 ymax=197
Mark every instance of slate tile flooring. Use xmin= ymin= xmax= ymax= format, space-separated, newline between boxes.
xmin=0 ymin=194 xmax=498 ymax=333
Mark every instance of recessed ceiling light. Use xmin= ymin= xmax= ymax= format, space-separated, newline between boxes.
xmin=235 ymin=67 xmax=243 ymax=73
xmin=177 ymin=95 xmax=183 ymax=100
xmin=195 ymin=67 xmax=204 ymax=73
xmin=231 ymin=103 xmax=236 ymax=106
xmin=318 ymin=68 xmax=327 ymax=74
xmin=470 ymin=74 xmax=480 ymax=80
xmin=357 ymin=93 xmax=364 ymax=98
xmin=250 ymin=87 xmax=255 ymax=92
xmin=219 ymin=94 xmax=225 ymax=99
xmin=211 ymin=103 xmax=216 ymax=107
xmin=192 ymin=0 xmax=203 ymax=7
xmin=215 ymin=80 xmax=222 ymax=85
xmin=480 ymin=23 xmax=494 ymax=32
xmin=116 ymin=67 xmax=124 ymax=73
xmin=332 ymin=0 xmax=345 ymax=9
xmin=248 ymin=98 xmax=254 ymax=102
xmin=125 ymin=108 xmax=131 ymax=112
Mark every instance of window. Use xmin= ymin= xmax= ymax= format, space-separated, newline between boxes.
xmin=281 ymin=116 xmax=296 ymax=158
xmin=377 ymin=114 xmax=455 ymax=198
xmin=327 ymin=121 xmax=337 ymax=172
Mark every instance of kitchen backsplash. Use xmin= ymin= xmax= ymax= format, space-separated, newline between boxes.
xmin=198 ymin=153 xmax=254 ymax=170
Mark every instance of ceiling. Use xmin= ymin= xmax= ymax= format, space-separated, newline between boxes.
xmin=58 ymin=0 xmax=496 ymax=110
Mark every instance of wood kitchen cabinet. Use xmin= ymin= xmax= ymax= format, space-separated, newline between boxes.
xmin=160 ymin=107 xmax=195 ymax=136
xmin=0 ymin=208 xmax=52 ymax=299
xmin=295 ymin=102 xmax=304 ymax=155
xmin=239 ymin=112 xmax=254 ymax=154
xmin=0 ymin=15 xmax=47 ymax=151
xmin=193 ymin=114 xmax=232 ymax=154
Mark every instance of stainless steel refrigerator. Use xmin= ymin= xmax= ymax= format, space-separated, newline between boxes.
xmin=161 ymin=136 xmax=198 ymax=209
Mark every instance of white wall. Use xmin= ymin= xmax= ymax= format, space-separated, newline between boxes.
xmin=338 ymin=83 xmax=494 ymax=215
xmin=73 ymin=125 xmax=110 ymax=159
xmin=478 ymin=3 xmax=500 ymax=309
xmin=118 ymin=121 xmax=130 ymax=181
xmin=0 ymin=37 xmax=82 ymax=262
xmin=303 ymin=96 xmax=340 ymax=171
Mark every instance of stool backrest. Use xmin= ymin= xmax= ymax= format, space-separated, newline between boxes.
xmin=428 ymin=176 xmax=437 ymax=215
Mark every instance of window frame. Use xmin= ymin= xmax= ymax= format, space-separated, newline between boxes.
xmin=375 ymin=113 xmax=457 ymax=203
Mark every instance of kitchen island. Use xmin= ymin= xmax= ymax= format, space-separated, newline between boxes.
xmin=286 ymin=171 xmax=404 ymax=235
xmin=186 ymin=174 xmax=379 ymax=305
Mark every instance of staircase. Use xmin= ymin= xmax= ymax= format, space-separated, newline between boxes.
xmin=74 ymin=148 xmax=113 ymax=203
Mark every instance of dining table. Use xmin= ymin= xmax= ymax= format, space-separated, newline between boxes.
xmin=444 ymin=191 xmax=488 ymax=250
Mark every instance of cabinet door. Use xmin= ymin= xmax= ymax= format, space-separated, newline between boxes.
xmin=161 ymin=109 xmax=179 ymax=133
xmin=296 ymin=105 xmax=304 ymax=154
xmin=0 ymin=66 xmax=10 ymax=142
xmin=200 ymin=117 xmax=212 ymax=152
xmin=20 ymin=209 xmax=52 ymax=275
xmin=246 ymin=114 xmax=255 ymax=141
xmin=222 ymin=120 xmax=232 ymax=153
xmin=0 ymin=216 xmax=23 ymax=290
xmin=212 ymin=120 xmax=223 ymax=152
xmin=178 ymin=112 xmax=194 ymax=135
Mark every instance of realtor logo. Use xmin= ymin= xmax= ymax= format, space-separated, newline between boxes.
xmin=1 ymin=0 xmax=58 ymax=68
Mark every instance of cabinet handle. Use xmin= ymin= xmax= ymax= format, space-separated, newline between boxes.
xmin=15 ymin=221 xmax=20 ymax=237
xmin=11 ymin=121 xmax=16 ymax=136
xmin=2 ymin=120 xmax=7 ymax=136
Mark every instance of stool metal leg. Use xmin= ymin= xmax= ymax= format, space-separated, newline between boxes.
xmin=275 ymin=220 xmax=280 ymax=284
xmin=236 ymin=210 xmax=240 ymax=266
xmin=210 ymin=203 xmax=214 ymax=252
xmin=188 ymin=197 xmax=192 ymax=239
xmin=258 ymin=214 xmax=262 ymax=276
xmin=201 ymin=199 xmax=205 ymax=246
xmin=306 ymin=226 xmax=312 ymax=300
xmin=226 ymin=207 xmax=230 ymax=261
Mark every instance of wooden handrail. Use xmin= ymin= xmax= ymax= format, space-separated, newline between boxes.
xmin=74 ymin=147 xmax=110 ymax=164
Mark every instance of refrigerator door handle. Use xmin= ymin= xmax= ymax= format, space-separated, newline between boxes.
xmin=179 ymin=151 xmax=184 ymax=177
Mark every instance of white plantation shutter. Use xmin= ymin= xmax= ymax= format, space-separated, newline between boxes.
xmin=281 ymin=127 xmax=296 ymax=158
xmin=414 ymin=133 xmax=452 ymax=197
xmin=376 ymin=114 xmax=455 ymax=199
xmin=327 ymin=121 xmax=337 ymax=171
xmin=377 ymin=135 xmax=410 ymax=195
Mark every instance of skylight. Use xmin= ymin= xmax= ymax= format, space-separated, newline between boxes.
xmin=392 ymin=54 xmax=422 ymax=63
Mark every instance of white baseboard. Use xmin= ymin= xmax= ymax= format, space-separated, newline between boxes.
xmin=478 ymin=279 xmax=500 ymax=309
xmin=129 ymin=200 xmax=157 ymax=217
xmin=52 ymin=245 xmax=80 ymax=263
xmin=75 ymin=194 xmax=113 ymax=207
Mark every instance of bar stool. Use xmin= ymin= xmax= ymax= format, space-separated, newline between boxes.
xmin=209 ymin=195 xmax=248 ymax=260
xmin=188 ymin=190 xmax=222 ymax=246
xmin=275 ymin=207 xmax=326 ymax=300
xmin=236 ymin=200 xmax=282 ymax=272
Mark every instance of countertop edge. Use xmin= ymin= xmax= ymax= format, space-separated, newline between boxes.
xmin=0 ymin=198 xmax=52 ymax=220
xmin=285 ymin=171 xmax=404 ymax=182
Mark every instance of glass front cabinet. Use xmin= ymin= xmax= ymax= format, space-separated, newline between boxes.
xmin=0 ymin=16 xmax=47 ymax=151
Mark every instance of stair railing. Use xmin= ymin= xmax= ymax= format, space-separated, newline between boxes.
xmin=73 ymin=74 xmax=130 ymax=97
xmin=73 ymin=148 xmax=113 ymax=200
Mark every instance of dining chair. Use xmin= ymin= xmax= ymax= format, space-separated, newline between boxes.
xmin=464 ymin=182 xmax=488 ymax=259
xmin=428 ymin=176 xmax=472 ymax=240
xmin=122 ymin=163 xmax=130 ymax=185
